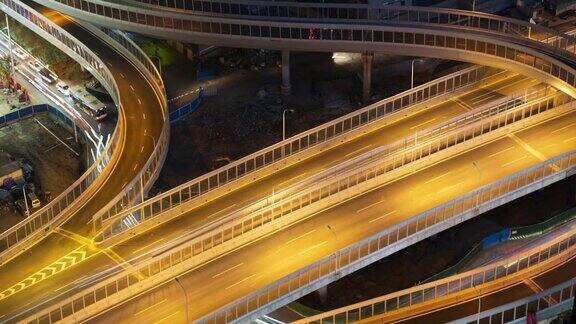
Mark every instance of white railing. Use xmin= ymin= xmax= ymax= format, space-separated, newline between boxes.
xmin=294 ymin=232 xmax=576 ymax=323
xmin=455 ymin=279 xmax=576 ymax=324
xmin=97 ymin=87 xmax=569 ymax=243
xmin=196 ymin=149 xmax=576 ymax=323
xmin=0 ymin=0 xmax=122 ymax=263
xmin=19 ymin=96 xmax=576 ymax=323
xmin=94 ymin=65 xmax=495 ymax=238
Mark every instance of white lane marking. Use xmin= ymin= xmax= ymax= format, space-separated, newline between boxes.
xmin=438 ymin=181 xmax=464 ymax=194
xmin=207 ymin=204 xmax=238 ymax=219
xmin=212 ymin=263 xmax=244 ymax=279
xmin=141 ymin=145 xmax=144 ymax=153
xmin=132 ymin=238 xmax=165 ymax=254
xmin=424 ymin=171 xmax=452 ymax=184
xmin=143 ymin=113 xmax=146 ymax=120
xmin=277 ymin=172 xmax=308 ymax=188
xmin=130 ymin=84 xmax=135 ymax=91
xmin=152 ymin=311 xmax=180 ymax=324
xmin=120 ymin=73 xmax=125 ymax=78
xmin=134 ymin=299 xmax=167 ymax=316
xmin=284 ymin=229 xmax=317 ymax=245
xmin=225 ymin=274 xmax=257 ymax=290
xmin=488 ymin=146 xmax=514 ymax=158
xmin=369 ymin=210 xmax=398 ymax=223
xmin=501 ymin=155 xmax=527 ymax=168
xmin=133 ymin=164 xmax=138 ymax=171
xmin=345 ymin=144 xmax=373 ymax=158
xmin=563 ymin=135 xmax=576 ymax=143
xmin=410 ymin=118 xmax=437 ymax=130
xmin=551 ymin=122 xmax=575 ymax=134
xmin=138 ymin=98 xmax=142 ymax=105
xmin=356 ymin=198 xmax=386 ymax=213
xmin=297 ymin=240 xmax=328 ymax=256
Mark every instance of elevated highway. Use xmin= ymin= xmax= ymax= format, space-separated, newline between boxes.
xmin=2 ymin=0 xmax=576 ymax=323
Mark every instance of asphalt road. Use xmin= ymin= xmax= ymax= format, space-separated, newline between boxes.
xmin=84 ymin=96 xmax=576 ymax=322
xmin=0 ymin=71 xmax=537 ymax=319
xmin=0 ymin=3 xmax=164 ymax=320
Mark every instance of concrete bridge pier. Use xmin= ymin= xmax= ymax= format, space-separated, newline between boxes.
xmin=281 ymin=50 xmax=291 ymax=95
xmin=362 ymin=51 xmax=374 ymax=103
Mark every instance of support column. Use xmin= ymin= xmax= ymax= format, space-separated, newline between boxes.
xmin=362 ymin=51 xmax=374 ymax=104
xmin=316 ymin=286 xmax=328 ymax=304
xmin=281 ymin=50 xmax=291 ymax=95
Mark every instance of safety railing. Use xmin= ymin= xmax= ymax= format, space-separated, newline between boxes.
xmin=41 ymin=0 xmax=576 ymax=64
xmin=98 ymin=87 xmax=568 ymax=242
xmin=0 ymin=0 xmax=121 ymax=263
xmin=293 ymin=232 xmax=576 ymax=324
xmin=455 ymin=279 xmax=576 ymax=324
xmin=21 ymin=138 xmax=576 ymax=324
xmin=75 ymin=23 xmax=172 ymax=232
xmin=93 ymin=64 xmax=492 ymax=230
xmin=197 ymin=149 xmax=576 ymax=324
xmin=21 ymin=93 xmax=576 ymax=322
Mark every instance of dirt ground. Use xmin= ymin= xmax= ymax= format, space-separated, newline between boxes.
xmin=157 ymin=50 xmax=464 ymax=189
xmin=296 ymin=175 xmax=576 ymax=311
xmin=0 ymin=114 xmax=82 ymax=231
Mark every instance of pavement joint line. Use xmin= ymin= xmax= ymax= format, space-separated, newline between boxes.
xmin=507 ymin=133 xmax=559 ymax=171
xmin=103 ymin=249 xmax=146 ymax=280
xmin=53 ymin=227 xmax=93 ymax=246
xmin=523 ymin=278 xmax=557 ymax=304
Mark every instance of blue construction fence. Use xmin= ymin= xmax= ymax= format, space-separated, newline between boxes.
xmin=0 ymin=104 xmax=86 ymax=143
xmin=169 ymin=89 xmax=204 ymax=123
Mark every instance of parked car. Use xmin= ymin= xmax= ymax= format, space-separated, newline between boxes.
xmin=27 ymin=60 xmax=43 ymax=73
xmin=38 ymin=68 xmax=57 ymax=84
xmin=56 ymin=82 xmax=70 ymax=96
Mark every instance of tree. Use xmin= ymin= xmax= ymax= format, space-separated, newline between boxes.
xmin=0 ymin=56 xmax=13 ymax=89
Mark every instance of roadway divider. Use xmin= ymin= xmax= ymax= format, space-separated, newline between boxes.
xmin=20 ymin=90 xmax=572 ymax=323
xmin=0 ymin=0 xmax=122 ymax=264
xmin=198 ymin=149 xmax=576 ymax=323
xmin=93 ymin=65 xmax=501 ymax=239
xmin=96 ymin=86 xmax=567 ymax=245
xmin=21 ymin=190 xmax=576 ymax=324
xmin=454 ymin=278 xmax=576 ymax=324
xmin=292 ymin=231 xmax=576 ymax=324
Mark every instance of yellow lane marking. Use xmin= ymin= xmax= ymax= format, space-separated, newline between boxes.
xmin=153 ymin=311 xmax=180 ymax=324
xmin=356 ymin=198 xmax=386 ymax=213
xmin=451 ymin=98 xmax=473 ymax=111
xmin=508 ymin=134 xmax=558 ymax=171
xmin=297 ymin=240 xmax=328 ymax=256
xmin=501 ymin=155 xmax=527 ymax=168
xmin=212 ymin=263 xmax=244 ymax=279
xmin=0 ymin=246 xmax=92 ymax=301
xmin=134 ymin=299 xmax=167 ymax=316
xmin=284 ymin=229 xmax=317 ymax=246
xmin=424 ymin=171 xmax=452 ymax=184
xmin=369 ymin=210 xmax=398 ymax=223
xmin=225 ymin=274 xmax=257 ymax=290
xmin=488 ymin=146 xmax=514 ymax=158
xmin=409 ymin=118 xmax=437 ymax=130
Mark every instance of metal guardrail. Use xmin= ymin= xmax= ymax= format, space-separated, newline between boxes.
xmin=0 ymin=0 xmax=122 ymax=263
xmin=455 ymin=279 xmax=576 ymax=324
xmin=94 ymin=65 xmax=493 ymax=240
xmin=20 ymin=93 xmax=576 ymax=323
xmin=293 ymin=232 xmax=576 ymax=324
xmin=198 ymin=149 xmax=576 ymax=323
xmin=97 ymin=87 xmax=566 ymax=243
xmin=75 ymin=24 xmax=172 ymax=231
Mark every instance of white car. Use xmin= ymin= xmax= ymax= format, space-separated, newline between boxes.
xmin=56 ymin=82 xmax=70 ymax=96
xmin=27 ymin=60 xmax=43 ymax=73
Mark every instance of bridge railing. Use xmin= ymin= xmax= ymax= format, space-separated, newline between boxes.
xmin=0 ymin=0 xmax=121 ymax=263
xmin=47 ymin=0 xmax=576 ymax=61
xmin=74 ymin=23 xmax=172 ymax=232
xmin=293 ymin=232 xmax=576 ymax=324
xmin=455 ymin=278 xmax=576 ymax=324
xmin=98 ymin=86 xmax=565 ymax=243
xmin=21 ymin=90 xmax=575 ymax=323
xmin=92 ymin=64 xmax=492 ymax=231
xmin=197 ymin=148 xmax=576 ymax=323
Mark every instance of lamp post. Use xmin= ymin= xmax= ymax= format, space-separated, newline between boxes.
xmin=472 ymin=284 xmax=481 ymax=323
xmin=174 ymin=277 xmax=189 ymax=323
xmin=472 ymin=0 xmax=476 ymax=11
xmin=326 ymin=225 xmax=339 ymax=270
xmin=282 ymin=109 xmax=294 ymax=158
xmin=22 ymin=185 xmax=30 ymax=216
xmin=411 ymin=59 xmax=416 ymax=89
xmin=472 ymin=161 xmax=481 ymax=207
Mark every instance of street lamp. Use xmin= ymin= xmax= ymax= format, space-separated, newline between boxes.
xmin=472 ymin=284 xmax=482 ymax=323
xmin=472 ymin=161 xmax=481 ymax=207
xmin=282 ymin=109 xmax=295 ymax=141
xmin=326 ymin=225 xmax=340 ymax=270
xmin=174 ymin=277 xmax=189 ymax=323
